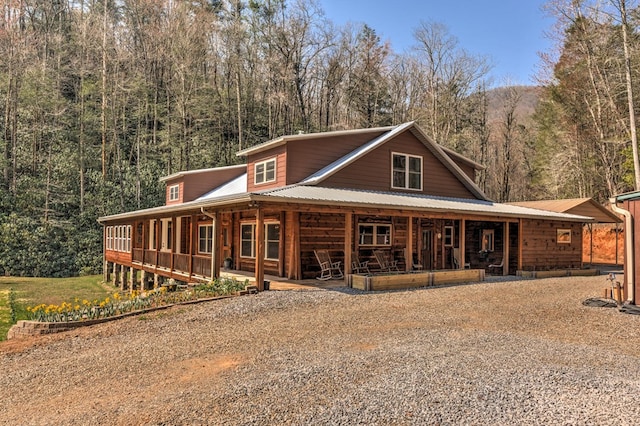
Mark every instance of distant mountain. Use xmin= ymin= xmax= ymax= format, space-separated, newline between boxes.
xmin=486 ymin=85 xmax=542 ymax=124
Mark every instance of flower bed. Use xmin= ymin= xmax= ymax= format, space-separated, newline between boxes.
xmin=25 ymin=277 xmax=249 ymax=323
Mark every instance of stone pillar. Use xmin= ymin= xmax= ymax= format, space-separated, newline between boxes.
xmin=140 ymin=270 xmax=147 ymax=291
xmin=104 ymin=260 xmax=110 ymax=283
xmin=120 ymin=266 xmax=126 ymax=292
xmin=129 ymin=267 xmax=135 ymax=292
xmin=112 ymin=263 xmax=120 ymax=287
xmin=154 ymin=273 xmax=160 ymax=289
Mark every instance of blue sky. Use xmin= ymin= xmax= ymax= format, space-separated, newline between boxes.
xmin=319 ymin=0 xmax=553 ymax=86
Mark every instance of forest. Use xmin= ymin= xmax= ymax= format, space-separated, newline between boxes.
xmin=0 ymin=0 xmax=638 ymax=277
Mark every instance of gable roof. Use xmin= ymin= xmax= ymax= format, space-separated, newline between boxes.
xmin=299 ymin=121 xmax=488 ymax=201
xmin=509 ymin=198 xmax=621 ymax=223
xmin=235 ymin=125 xmax=396 ymax=157
xmin=159 ymin=164 xmax=246 ymax=182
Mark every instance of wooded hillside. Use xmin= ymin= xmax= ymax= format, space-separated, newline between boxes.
xmin=0 ymin=0 xmax=637 ymax=277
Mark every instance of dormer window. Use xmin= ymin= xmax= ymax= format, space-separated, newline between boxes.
xmin=169 ymin=184 xmax=180 ymax=201
xmin=392 ymin=153 xmax=422 ymax=190
xmin=255 ymin=158 xmax=276 ymax=185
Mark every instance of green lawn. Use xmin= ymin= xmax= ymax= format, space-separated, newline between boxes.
xmin=0 ymin=275 xmax=114 ymax=341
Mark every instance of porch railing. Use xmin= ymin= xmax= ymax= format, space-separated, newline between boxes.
xmin=158 ymin=252 xmax=171 ymax=269
xmin=193 ymin=255 xmax=211 ymax=278
xmin=173 ymin=253 xmax=189 ymax=274
xmin=143 ymin=249 xmax=156 ymax=265
xmin=132 ymin=248 xmax=144 ymax=263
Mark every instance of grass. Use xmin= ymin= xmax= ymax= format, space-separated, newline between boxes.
xmin=0 ymin=275 xmax=113 ymax=341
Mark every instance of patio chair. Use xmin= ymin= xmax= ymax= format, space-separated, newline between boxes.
xmin=403 ymin=248 xmax=423 ymax=271
xmin=314 ymin=249 xmax=344 ymax=280
xmin=488 ymin=258 xmax=504 ymax=274
xmin=351 ymin=251 xmax=371 ymax=275
xmin=373 ymin=250 xmax=399 ymax=273
xmin=452 ymin=248 xmax=470 ymax=269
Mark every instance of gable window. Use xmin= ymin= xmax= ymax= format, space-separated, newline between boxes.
xmin=199 ymin=224 xmax=213 ymax=254
xmin=481 ymin=229 xmax=494 ymax=252
xmin=358 ymin=224 xmax=391 ymax=246
xmin=254 ymin=158 xmax=276 ymax=185
xmin=241 ymin=222 xmax=280 ymax=259
xmin=169 ymin=184 xmax=180 ymax=201
xmin=392 ymin=153 xmax=422 ymax=190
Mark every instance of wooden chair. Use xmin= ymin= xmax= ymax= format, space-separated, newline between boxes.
xmin=488 ymin=258 xmax=504 ymax=274
xmin=452 ymin=248 xmax=470 ymax=269
xmin=351 ymin=251 xmax=371 ymax=275
xmin=403 ymin=248 xmax=423 ymax=271
xmin=373 ymin=250 xmax=399 ymax=273
xmin=314 ymin=249 xmax=343 ymax=280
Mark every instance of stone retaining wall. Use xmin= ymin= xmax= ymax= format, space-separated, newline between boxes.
xmin=7 ymin=294 xmax=240 ymax=340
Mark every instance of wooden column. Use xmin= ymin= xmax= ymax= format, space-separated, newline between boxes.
xmin=460 ymin=219 xmax=466 ymax=269
xmin=129 ymin=266 xmax=135 ymax=292
xmin=154 ymin=273 xmax=160 ymax=289
xmin=406 ymin=216 xmax=413 ymax=272
xmin=255 ymin=208 xmax=265 ymax=291
xmin=345 ymin=212 xmax=353 ymax=275
xmin=189 ymin=215 xmax=196 ymax=278
xmin=140 ymin=270 xmax=147 ymax=291
xmin=503 ymin=221 xmax=510 ymax=276
xmin=279 ymin=211 xmax=286 ymax=277
xmin=517 ymin=218 xmax=523 ymax=271
xmin=287 ymin=211 xmax=301 ymax=280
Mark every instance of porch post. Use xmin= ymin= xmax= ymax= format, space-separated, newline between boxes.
xmin=255 ymin=207 xmax=265 ymax=291
xmin=503 ymin=222 xmax=510 ymax=276
xmin=517 ymin=218 xmax=523 ymax=271
xmin=345 ymin=212 xmax=353 ymax=275
xmin=104 ymin=260 xmax=110 ymax=283
xmin=460 ymin=219 xmax=466 ymax=269
xmin=212 ymin=212 xmax=219 ymax=280
xmin=154 ymin=273 xmax=160 ymax=289
xmin=406 ymin=216 xmax=413 ymax=272
xmin=140 ymin=270 xmax=147 ymax=291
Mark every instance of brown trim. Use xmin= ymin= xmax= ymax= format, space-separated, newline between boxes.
xmin=345 ymin=212 xmax=353 ymax=274
xmin=255 ymin=208 xmax=265 ymax=291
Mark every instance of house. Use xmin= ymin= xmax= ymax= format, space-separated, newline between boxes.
xmin=98 ymin=121 xmax=594 ymax=291
xmin=610 ymin=193 xmax=640 ymax=304
xmin=509 ymin=198 xmax=622 ymax=265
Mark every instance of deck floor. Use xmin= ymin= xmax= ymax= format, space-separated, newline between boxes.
xmin=220 ymin=270 xmax=345 ymax=291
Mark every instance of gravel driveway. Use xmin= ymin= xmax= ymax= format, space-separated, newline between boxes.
xmin=2 ymin=275 xmax=640 ymax=425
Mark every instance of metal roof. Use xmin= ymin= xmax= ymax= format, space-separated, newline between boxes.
xmin=615 ymin=191 xmax=640 ymax=202
xmin=255 ymin=186 xmax=593 ymax=222
xmin=509 ymin=198 xmax=621 ymax=223
xmin=196 ymin=173 xmax=247 ymax=201
xmin=159 ymin=164 xmax=246 ymax=182
xmin=235 ymin=125 xmax=395 ymax=157
xmin=99 ymin=185 xmax=593 ymax=223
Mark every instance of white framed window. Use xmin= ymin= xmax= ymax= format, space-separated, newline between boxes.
xmin=254 ymin=158 xmax=276 ymax=184
xmin=198 ymin=224 xmax=213 ymax=254
xmin=481 ymin=229 xmax=495 ymax=252
xmin=169 ymin=184 xmax=180 ymax=201
xmin=107 ymin=225 xmax=131 ymax=253
xmin=444 ymin=226 xmax=454 ymax=247
xmin=392 ymin=152 xmax=422 ymax=190
xmin=240 ymin=222 xmax=280 ymax=259
xmin=358 ymin=224 xmax=392 ymax=246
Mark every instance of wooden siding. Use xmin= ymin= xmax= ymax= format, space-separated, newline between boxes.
xmin=164 ymin=167 xmax=246 ymax=204
xmin=285 ymin=131 xmax=388 ymax=184
xmin=519 ymin=219 xmax=582 ymax=270
xmin=300 ymin=212 xmax=345 ymax=279
xmin=246 ymin=145 xmax=287 ymax=192
xmin=321 ymin=131 xmax=477 ymax=199
xmin=623 ymin=199 xmax=640 ymax=302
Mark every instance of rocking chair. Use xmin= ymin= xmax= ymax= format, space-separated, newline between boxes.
xmin=314 ymin=249 xmax=343 ymax=280
xmin=374 ymin=250 xmax=399 ymax=273
xmin=488 ymin=258 xmax=504 ymax=274
xmin=351 ymin=251 xmax=371 ymax=275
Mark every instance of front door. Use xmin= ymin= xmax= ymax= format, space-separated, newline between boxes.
xmin=422 ymin=229 xmax=434 ymax=270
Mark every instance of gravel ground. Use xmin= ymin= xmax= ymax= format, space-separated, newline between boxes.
xmin=2 ymin=275 xmax=640 ymax=425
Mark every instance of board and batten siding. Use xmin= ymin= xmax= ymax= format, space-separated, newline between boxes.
xmin=320 ymin=131 xmax=477 ymax=199
xmin=519 ymin=220 xmax=582 ymax=270
xmin=285 ymin=131 xmax=388 ymax=184
xmin=164 ymin=166 xmax=246 ymax=204
xmin=246 ymin=145 xmax=287 ymax=192
xmin=622 ymin=199 xmax=640 ymax=302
